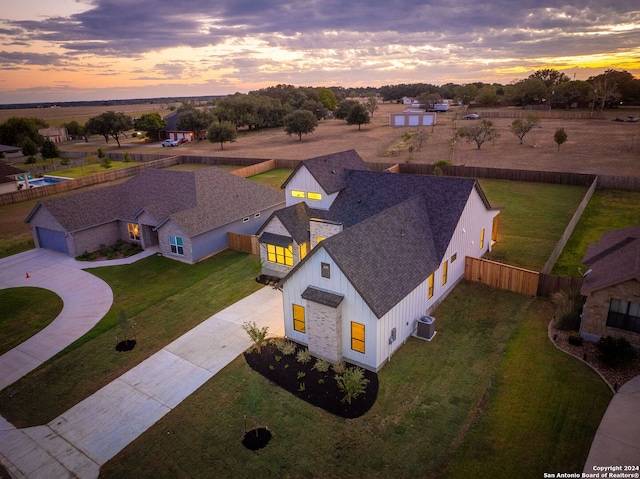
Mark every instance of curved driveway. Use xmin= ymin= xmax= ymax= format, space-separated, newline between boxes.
xmin=0 ymin=249 xmax=117 ymax=390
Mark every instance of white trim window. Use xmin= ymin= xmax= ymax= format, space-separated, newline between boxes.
xmin=170 ymin=236 xmax=184 ymax=255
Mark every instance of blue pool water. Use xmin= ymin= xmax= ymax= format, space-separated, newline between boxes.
xmin=20 ymin=175 xmax=72 ymax=188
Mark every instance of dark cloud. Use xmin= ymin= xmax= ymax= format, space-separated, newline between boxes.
xmin=0 ymin=50 xmax=66 ymax=66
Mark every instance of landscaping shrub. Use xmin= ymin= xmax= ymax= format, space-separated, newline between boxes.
xmin=313 ymin=359 xmax=330 ymax=373
xmin=296 ymin=348 xmax=312 ymax=364
xmin=335 ymin=367 xmax=370 ymax=404
xmin=552 ymin=287 xmax=584 ymax=331
xmin=597 ymin=336 xmax=637 ymax=368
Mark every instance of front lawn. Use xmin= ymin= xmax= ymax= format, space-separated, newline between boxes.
xmin=0 ymin=287 xmax=63 ymax=355
xmin=0 ymin=250 xmax=263 ymax=426
xmin=479 ymin=179 xmax=588 ymax=271
xmin=100 ymin=282 xmax=610 ymax=478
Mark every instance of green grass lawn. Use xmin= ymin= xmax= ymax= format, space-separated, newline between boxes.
xmin=479 ymin=179 xmax=588 ymax=271
xmin=248 ymin=168 xmax=293 ymax=190
xmin=552 ymin=189 xmax=640 ymax=276
xmin=0 ymin=250 xmax=263 ymax=427
xmin=0 ymin=288 xmax=63 ymax=355
xmin=23 ymin=160 xmax=144 ymax=179
xmin=99 ymin=282 xmax=610 ymax=478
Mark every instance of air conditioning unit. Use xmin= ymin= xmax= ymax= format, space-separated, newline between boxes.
xmin=415 ymin=315 xmax=436 ymax=341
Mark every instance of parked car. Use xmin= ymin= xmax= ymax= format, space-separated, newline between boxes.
xmin=179 ymin=138 xmax=189 ymax=144
xmin=463 ymin=113 xmax=479 ymax=120
xmin=161 ymin=139 xmax=179 ymax=147
xmin=627 ymin=116 xmax=638 ymax=122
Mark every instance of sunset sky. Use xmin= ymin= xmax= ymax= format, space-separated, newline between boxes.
xmin=1 ymin=0 xmax=639 ymax=103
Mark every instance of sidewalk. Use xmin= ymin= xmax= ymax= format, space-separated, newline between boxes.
xmin=0 ymin=277 xmax=283 ymax=478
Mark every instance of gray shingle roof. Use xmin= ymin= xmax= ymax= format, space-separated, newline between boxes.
xmin=279 ymin=167 xmax=494 ymax=318
xmin=301 ymin=286 xmax=344 ymax=308
xmin=281 ymin=150 xmax=370 ymax=194
xmin=27 ymin=167 xmax=284 ymax=236
xmin=259 ymin=232 xmax=292 ymax=247
xmin=0 ymin=160 xmax=26 ymax=184
xmin=581 ymin=225 xmax=640 ymax=295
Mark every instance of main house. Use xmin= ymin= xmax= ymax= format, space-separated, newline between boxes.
xmin=579 ymin=225 xmax=640 ymax=346
xmin=26 ymin=167 xmax=284 ymax=263
xmin=256 ymin=150 xmax=500 ymax=371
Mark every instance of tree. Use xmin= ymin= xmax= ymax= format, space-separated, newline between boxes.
xmin=283 ymin=110 xmax=318 ymax=141
xmin=474 ymin=85 xmax=499 ymax=106
xmin=455 ymin=119 xmax=500 ymax=150
xmin=135 ymin=113 xmax=167 ymax=141
xmin=242 ymin=321 xmax=269 ymax=353
xmin=590 ymin=70 xmax=622 ymax=111
xmin=85 ymin=111 xmax=132 ymax=147
xmin=176 ymin=109 xmax=212 ymax=141
xmin=552 ymin=80 xmax=593 ymax=109
xmin=418 ymin=92 xmax=442 ymax=110
xmin=100 ymin=157 xmax=112 ymax=169
xmin=0 ymin=117 xmax=47 ymax=147
xmin=505 ymin=78 xmax=548 ymax=107
xmin=529 ymin=69 xmax=570 ymax=88
xmin=207 ymin=121 xmax=237 ymax=150
xmin=453 ymin=84 xmax=479 ymax=105
xmin=554 ymin=127 xmax=567 ymax=151
xmin=510 ymin=114 xmax=540 ymax=144
xmin=364 ymin=97 xmax=378 ymax=118
xmin=413 ymin=129 xmax=429 ymax=151
xmin=40 ymin=139 xmax=60 ymax=160
xmin=335 ymin=367 xmax=369 ymax=404
xmin=62 ymin=120 xmax=85 ymax=139
xmin=346 ymin=103 xmax=371 ymax=130
xmin=334 ymin=99 xmax=359 ymax=120
xmin=317 ymin=88 xmax=338 ymax=110
xmin=20 ymin=137 xmax=39 ymax=157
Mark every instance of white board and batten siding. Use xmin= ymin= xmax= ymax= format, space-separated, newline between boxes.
xmin=284 ymin=166 xmax=337 ymax=210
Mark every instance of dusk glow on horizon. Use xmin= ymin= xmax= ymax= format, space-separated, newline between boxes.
xmin=1 ymin=0 xmax=639 ymax=103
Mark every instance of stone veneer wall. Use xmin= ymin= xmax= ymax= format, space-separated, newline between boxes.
xmin=581 ymin=279 xmax=640 ymax=345
xmin=306 ymin=301 xmax=343 ymax=364
xmin=310 ymin=220 xmax=342 ymax=246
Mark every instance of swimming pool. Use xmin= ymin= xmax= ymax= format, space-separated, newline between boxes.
xmin=19 ymin=175 xmax=72 ymax=189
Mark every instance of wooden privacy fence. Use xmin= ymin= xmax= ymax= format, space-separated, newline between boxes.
xmin=227 ymin=232 xmax=259 ymax=255
xmin=465 ymin=256 xmax=539 ymax=296
xmin=465 ymin=256 xmax=584 ymax=297
xmin=473 ymin=110 xmax=606 ymax=120
xmin=231 ymin=159 xmax=276 ymax=178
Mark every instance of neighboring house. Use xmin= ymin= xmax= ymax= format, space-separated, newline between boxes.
xmin=401 ymin=96 xmax=420 ymax=106
xmin=0 ymin=144 xmax=24 ymax=163
xmin=161 ymin=110 xmax=205 ymax=142
xmin=38 ymin=127 xmax=69 ymax=143
xmin=0 ymin=160 xmax=27 ymax=194
xmin=256 ymin=150 xmax=500 ymax=371
xmin=579 ymin=225 xmax=640 ymax=346
xmin=25 ymin=167 xmax=284 ymax=263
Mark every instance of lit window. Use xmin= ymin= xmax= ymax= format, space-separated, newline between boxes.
xmin=293 ymin=304 xmax=305 ymax=333
xmin=170 ymin=236 xmax=184 ymax=255
xmin=266 ymin=244 xmax=293 ymax=266
xmin=351 ymin=322 xmax=365 ymax=353
xmin=299 ymin=242 xmax=308 ymax=261
xmin=442 ymin=260 xmax=448 ymax=285
xmin=316 ymin=237 xmax=325 ymax=246
xmin=428 ymin=274 xmax=434 ymax=299
xmin=321 ymin=262 xmax=330 ymax=278
xmin=127 ymin=223 xmax=140 ymax=241
xmin=480 ymin=228 xmax=485 ymax=249
xmin=307 ymin=192 xmax=322 ymax=200
xmin=291 ymin=190 xmax=305 ymax=198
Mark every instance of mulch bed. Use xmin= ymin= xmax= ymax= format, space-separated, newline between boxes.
xmin=549 ymin=325 xmax=640 ymax=391
xmin=244 ymin=342 xmax=378 ymax=419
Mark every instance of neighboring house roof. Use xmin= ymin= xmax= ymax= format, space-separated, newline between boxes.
xmin=281 ymin=149 xmax=370 ymax=194
xmin=0 ymin=160 xmax=26 ymax=184
xmin=0 ymin=144 xmax=22 ymax=154
xmin=26 ymin=167 xmax=284 ymax=236
xmin=276 ymin=165 xmax=497 ymax=318
xmin=581 ymin=225 xmax=640 ymax=295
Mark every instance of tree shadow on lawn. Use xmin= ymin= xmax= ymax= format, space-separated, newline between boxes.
xmin=244 ymin=342 xmax=378 ymax=419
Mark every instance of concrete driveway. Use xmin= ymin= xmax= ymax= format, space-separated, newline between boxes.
xmin=0 ymin=249 xmax=115 ymax=391
xmin=0 ymin=249 xmax=284 ymax=479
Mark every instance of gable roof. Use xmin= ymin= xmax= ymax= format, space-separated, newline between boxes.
xmin=281 ymin=150 xmax=370 ymax=194
xmin=581 ymin=225 xmax=640 ymax=295
xmin=278 ymin=167 xmax=496 ymax=318
xmin=0 ymin=160 xmax=26 ymax=184
xmin=26 ymin=167 xmax=284 ymax=236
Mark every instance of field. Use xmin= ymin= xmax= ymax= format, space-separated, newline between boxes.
xmin=3 ymin=102 xmax=639 ymax=178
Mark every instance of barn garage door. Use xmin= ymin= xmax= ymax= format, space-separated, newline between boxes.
xmin=36 ymin=227 xmax=68 ymax=254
